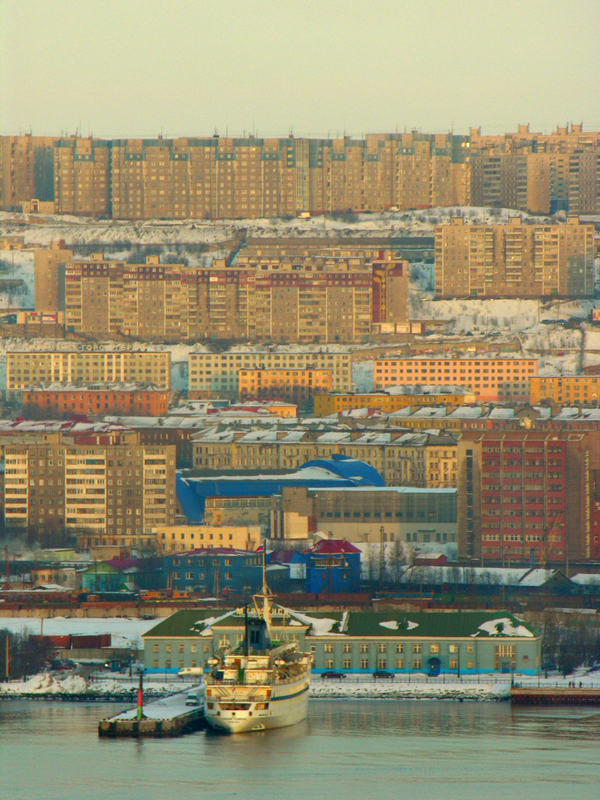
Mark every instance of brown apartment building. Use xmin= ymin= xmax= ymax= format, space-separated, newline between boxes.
xmin=57 ymin=249 xmax=407 ymax=343
xmin=20 ymin=383 xmax=170 ymax=419
xmin=3 ymin=125 xmax=599 ymax=218
xmin=434 ymin=216 xmax=595 ymax=298
xmin=1 ymin=429 xmax=176 ymax=547
xmin=457 ymin=430 xmax=600 ymax=566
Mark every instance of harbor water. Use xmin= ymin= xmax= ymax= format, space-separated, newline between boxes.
xmin=1 ymin=699 xmax=599 ymax=800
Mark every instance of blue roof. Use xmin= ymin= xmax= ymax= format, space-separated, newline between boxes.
xmin=177 ymin=456 xmax=384 ymax=523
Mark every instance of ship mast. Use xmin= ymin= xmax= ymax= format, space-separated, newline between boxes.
xmin=253 ymin=542 xmax=274 ymax=636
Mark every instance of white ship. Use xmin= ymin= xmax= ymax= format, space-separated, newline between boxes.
xmin=204 ymin=578 xmax=311 ymax=734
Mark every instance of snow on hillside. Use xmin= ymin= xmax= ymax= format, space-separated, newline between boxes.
xmin=0 ymin=250 xmax=34 ymax=309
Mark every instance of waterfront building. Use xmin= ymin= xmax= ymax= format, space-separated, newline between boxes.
xmin=373 ymin=357 xmax=537 ymax=402
xmin=143 ymin=607 xmax=541 ymax=675
xmin=457 ymin=430 xmax=600 ymax=565
xmin=152 ymin=523 xmax=261 ymax=553
xmin=434 ymin=216 xmax=594 ymax=298
xmin=164 ymin=547 xmax=264 ymax=595
xmin=304 ymin=539 xmax=361 ymax=593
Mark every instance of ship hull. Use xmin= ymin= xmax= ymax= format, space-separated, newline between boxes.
xmin=205 ymin=680 xmax=309 ymax=734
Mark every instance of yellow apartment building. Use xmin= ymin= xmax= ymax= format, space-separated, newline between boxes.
xmin=189 ymin=350 xmax=352 ymax=400
xmin=238 ymin=368 xmax=332 ymax=406
xmin=373 ymin=357 xmax=537 ymax=402
xmin=434 ymin=216 xmax=595 ymax=298
xmin=6 ymin=349 xmax=171 ymax=395
xmin=152 ymin=524 xmax=261 ymax=554
xmin=529 ymin=376 xmax=600 ymax=405
xmin=313 ymin=388 xmax=477 ymax=416
xmin=33 ymin=240 xmax=73 ymax=314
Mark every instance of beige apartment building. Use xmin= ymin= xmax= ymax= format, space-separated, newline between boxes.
xmin=60 ymin=252 xmax=380 ymax=343
xmin=3 ymin=126 xmax=599 ymax=218
xmin=189 ymin=350 xmax=352 ymax=400
xmin=152 ymin=524 xmax=261 ymax=554
xmin=6 ymin=349 xmax=171 ymax=396
xmin=191 ymin=429 xmax=458 ymax=488
xmin=2 ymin=430 xmax=176 ymax=546
xmin=373 ymin=357 xmax=537 ymax=402
xmin=434 ymin=217 xmax=595 ymax=298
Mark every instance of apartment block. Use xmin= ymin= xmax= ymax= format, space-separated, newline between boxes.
xmin=3 ymin=125 xmax=599 ymax=218
xmin=20 ymin=383 xmax=169 ymax=419
xmin=457 ymin=431 xmax=600 ymax=565
xmin=238 ymin=368 xmax=332 ymax=406
xmin=374 ymin=357 xmax=537 ymax=402
xmin=192 ymin=429 xmax=457 ymax=487
xmin=529 ymin=376 xmax=600 ymax=406
xmin=33 ymin=240 xmax=73 ymax=315
xmin=189 ymin=350 xmax=352 ymax=400
xmin=434 ymin=216 xmax=594 ymax=298
xmin=313 ymin=386 xmax=477 ymax=416
xmin=1 ymin=430 xmax=176 ymax=546
xmin=6 ymin=350 xmax=171 ymax=396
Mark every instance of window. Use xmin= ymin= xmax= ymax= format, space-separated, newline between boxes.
xmin=343 ymin=644 xmax=351 ymax=653
xmin=343 ymin=659 xmax=351 ymax=669
xmin=165 ymin=644 xmax=171 ymax=653
xmin=178 ymin=644 xmax=184 ymax=653
xmin=449 ymin=644 xmax=458 ymax=653
xmin=360 ymin=644 xmax=369 ymax=653
xmin=361 ymin=659 xmax=369 ymax=669
xmin=153 ymin=643 xmax=158 ymax=653
xmin=377 ymin=643 xmax=386 ymax=653
xmin=395 ymin=643 xmax=404 ymax=653
xmin=430 ymin=644 xmax=439 ymax=654
xmin=413 ymin=644 xmax=421 ymax=654
xmin=190 ymin=645 xmax=197 ymax=653
xmin=413 ymin=659 xmax=422 ymax=669
xmin=467 ymin=645 xmax=473 ymax=654
xmin=324 ymin=644 xmax=333 ymax=653
xmin=165 ymin=660 xmax=171 ymax=669
xmin=325 ymin=659 xmax=334 ymax=669
xmin=396 ymin=658 xmax=404 ymax=669
xmin=153 ymin=659 xmax=159 ymax=669
xmin=449 ymin=659 xmax=458 ymax=669
xmin=377 ymin=658 xmax=386 ymax=669
xmin=467 ymin=660 xmax=474 ymax=669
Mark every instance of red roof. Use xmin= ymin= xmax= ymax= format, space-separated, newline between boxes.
xmin=307 ymin=539 xmax=361 ymax=555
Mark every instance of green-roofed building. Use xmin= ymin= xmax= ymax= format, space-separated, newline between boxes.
xmin=143 ymin=607 xmax=541 ymax=676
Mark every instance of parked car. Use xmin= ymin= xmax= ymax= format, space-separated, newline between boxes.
xmin=373 ymin=670 xmax=394 ymax=680
xmin=321 ymin=671 xmax=346 ymax=680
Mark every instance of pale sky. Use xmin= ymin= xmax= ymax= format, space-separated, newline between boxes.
xmin=1 ymin=0 xmax=599 ymax=138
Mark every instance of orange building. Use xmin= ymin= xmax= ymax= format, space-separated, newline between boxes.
xmin=238 ymin=368 xmax=332 ymax=406
xmin=313 ymin=386 xmax=477 ymax=416
xmin=373 ymin=357 xmax=537 ymax=402
xmin=21 ymin=383 xmax=170 ymax=418
xmin=530 ymin=376 xmax=600 ymax=406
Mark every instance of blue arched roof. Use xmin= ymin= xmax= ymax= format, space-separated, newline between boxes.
xmin=298 ymin=454 xmax=386 ymax=487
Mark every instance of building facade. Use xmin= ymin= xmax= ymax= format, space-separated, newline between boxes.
xmin=457 ymin=431 xmax=600 ymax=565
xmin=239 ymin=368 xmax=332 ymax=406
xmin=434 ymin=217 xmax=595 ymax=298
xmin=529 ymin=376 xmax=600 ymax=406
xmin=153 ymin=524 xmax=261 ymax=553
xmin=1 ymin=430 xmax=176 ymax=546
xmin=6 ymin=350 xmax=171 ymax=395
xmin=143 ymin=607 xmax=541 ymax=675
xmin=313 ymin=387 xmax=477 ymax=416
xmin=189 ymin=350 xmax=352 ymax=400
xmin=373 ymin=357 xmax=537 ymax=402
xmin=20 ymin=383 xmax=169 ymax=419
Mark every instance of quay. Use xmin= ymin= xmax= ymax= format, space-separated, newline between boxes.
xmin=98 ymin=685 xmax=206 ymax=738
xmin=510 ymin=686 xmax=600 ymax=706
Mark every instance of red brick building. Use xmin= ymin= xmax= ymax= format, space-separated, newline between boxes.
xmin=457 ymin=431 xmax=600 ymax=565
xmin=21 ymin=383 xmax=169 ymax=419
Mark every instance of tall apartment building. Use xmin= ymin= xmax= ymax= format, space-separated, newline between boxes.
xmin=61 ymin=251 xmax=390 ymax=343
xmin=189 ymin=350 xmax=352 ymax=400
xmin=6 ymin=350 xmax=171 ymax=397
xmin=1 ymin=430 xmax=176 ymax=546
xmin=457 ymin=431 xmax=600 ymax=565
xmin=373 ymin=357 xmax=537 ymax=402
xmin=33 ymin=240 xmax=73 ymax=314
xmin=434 ymin=217 xmax=595 ymax=298
xmin=3 ymin=125 xmax=599 ymax=217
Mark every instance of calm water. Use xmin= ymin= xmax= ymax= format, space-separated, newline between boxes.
xmin=1 ymin=699 xmax=599 ymax=800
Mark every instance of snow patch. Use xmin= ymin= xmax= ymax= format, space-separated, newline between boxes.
xmin=476 ymin=617 xmax=534 ymax=638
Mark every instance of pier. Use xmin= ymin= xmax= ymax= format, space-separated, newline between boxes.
xmin=510 ymin=686 xmax=600 ymax=706
xmin=98 ymin=686 xmax=206 ymax=738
